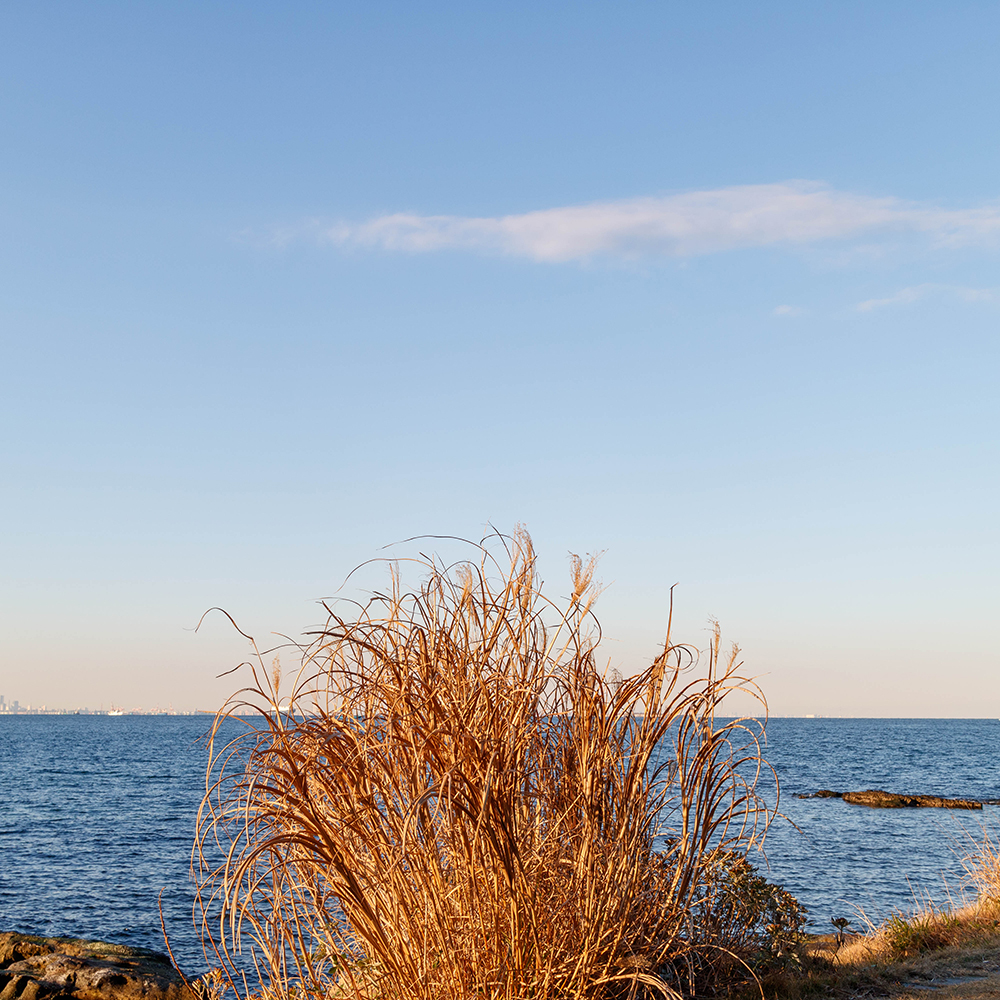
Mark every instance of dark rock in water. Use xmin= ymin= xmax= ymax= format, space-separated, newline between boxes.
xmin=797 ymin=789 xmax=982 ymax=810
xmin=843 ymin=790 xmax=983 ymax=810
xmin=0 ymin=934 xmax=189 ymax=1000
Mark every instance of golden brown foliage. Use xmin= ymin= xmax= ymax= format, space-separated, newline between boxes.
xmin=195 ymin=529 xmax=773 ymax=1000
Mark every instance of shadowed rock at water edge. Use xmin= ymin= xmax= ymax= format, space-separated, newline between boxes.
xmin=798 ymin=789 xmax=983 ymax=809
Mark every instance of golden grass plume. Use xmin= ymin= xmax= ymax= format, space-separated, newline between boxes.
xmin=195 ymin=529 xmax=776 ymax=1000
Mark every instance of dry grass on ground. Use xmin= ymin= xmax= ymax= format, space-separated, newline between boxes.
xmin=753 ymin=829 xmax=1000 ymax=1000
xmin=833 ymin=918 xmax=1000 ymax=1000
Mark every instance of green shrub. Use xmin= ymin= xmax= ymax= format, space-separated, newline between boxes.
xmin=669 ymin=851 xmax=806 ymax=994
xmin=882 ymin=911 xmax=951 ymax=958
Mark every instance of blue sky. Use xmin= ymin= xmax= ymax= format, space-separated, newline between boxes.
xmin=1 ymin=2 xmax=997 ymax=714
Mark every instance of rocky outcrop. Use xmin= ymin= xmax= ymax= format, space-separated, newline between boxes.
xmin=797 ymin=789 xmax=983 ymax=810
xmin=0 ymin=934 xmax=191 ymax=1000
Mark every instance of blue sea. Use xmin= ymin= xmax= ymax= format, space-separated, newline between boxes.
xmin=1 ymin=716 xmax=998 ymax=972
xmin=754 ymin=718 xmax=1000 ymax=930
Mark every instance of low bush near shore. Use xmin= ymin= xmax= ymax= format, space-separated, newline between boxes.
xmin=195 ymin=529 xmax=784 ymax=1000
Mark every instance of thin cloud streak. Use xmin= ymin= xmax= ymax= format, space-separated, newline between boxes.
xmin=320 ymin=182 xmax=1000 ymax=262
xmin=856 ymin=284 xmax=996 ymax=311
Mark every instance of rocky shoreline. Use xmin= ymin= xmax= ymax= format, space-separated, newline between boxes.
xmin=0 ymin=933 xmax=196 ymax=1000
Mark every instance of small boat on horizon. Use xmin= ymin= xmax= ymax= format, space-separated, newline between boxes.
xmin=108 ymin=705 xmax=125 ymax=716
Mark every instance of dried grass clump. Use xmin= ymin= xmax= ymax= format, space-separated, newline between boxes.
xmin=835 ymin=900 xmax=1000 ymax=968
xmin=965 ymin=826 xmax=1000 ymax=905
xmin=836 ymin=830 xmax=1000 ymax=968
xmin=195 ymin=530 xmax=774 ymax=1000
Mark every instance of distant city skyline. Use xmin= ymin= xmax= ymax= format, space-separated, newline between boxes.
xmin=0 ymin=692 xmax=200 ymax=715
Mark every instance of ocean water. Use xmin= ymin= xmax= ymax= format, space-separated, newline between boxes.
xmin=1 ymin=716 xmax=998 ymax=972
xmin=757 ymin=718 xmax=1000 ymax=930
xmin=0 ymin=715 xmax=221 ymax=972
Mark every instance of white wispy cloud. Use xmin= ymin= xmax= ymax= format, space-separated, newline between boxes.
xmin=318 ymin=181 xmax=1000 ymax=262
xmin=856 ymin=283 xmax=996 ymax=311
xmin=772 ymin=304 xmax=806 ymax=317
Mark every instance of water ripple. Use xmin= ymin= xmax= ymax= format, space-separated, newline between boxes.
xmin=2 ymin=715 xmax=998 ymax=965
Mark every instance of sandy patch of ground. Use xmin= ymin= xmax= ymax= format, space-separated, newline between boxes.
xmin=801 ymin=931 xmax=1000 ymax=1000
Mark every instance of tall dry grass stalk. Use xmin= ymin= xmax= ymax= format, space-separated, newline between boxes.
xmin=195 ymin=529 xmax=773 ymax=1000
xmin=964 ymin=826 xmax=1000 ymax=904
